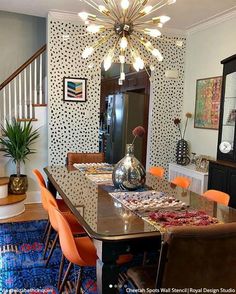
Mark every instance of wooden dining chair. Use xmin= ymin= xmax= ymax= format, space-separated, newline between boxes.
xmin=203 ymin=189 xmax=230 ymax=206
xmin=171 ymin=176 xmax=191 ymax=189
xmin=123 ymin=223 xmax=236 ymax=289
xmin=149 ymin=166 xmax=165 ymax=178
xmin=66 ymin=152 xmax=105 ymax=166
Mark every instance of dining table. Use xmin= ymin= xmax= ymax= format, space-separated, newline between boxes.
xmin=44 ymin=164 xmax=236 ymax=294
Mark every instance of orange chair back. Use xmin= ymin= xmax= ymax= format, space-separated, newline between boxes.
xmin=33 ymin=169 xmax=46 ymax=187
xmin=203 ymin=190 xmax=230 ymax=206
xmin=53 ymin=207 xmax=96 ymax=266
xmin=41 ymin=186 xmax=59 ymax=230
xmin=149 ymin=166 xmax=165 ymax=178
xmin=33 ymin=169 xmax=48 ymax=211
xmin=171 ymin=176 xmax=191 ymax=189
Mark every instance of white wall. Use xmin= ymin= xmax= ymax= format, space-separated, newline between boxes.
xmin=48 ymin=14 xmax=186 ymax=173
xmin=183 ymin=16 xmax=236 ymax=159
xmin=0 ymin=11 xmax=46 ymax=83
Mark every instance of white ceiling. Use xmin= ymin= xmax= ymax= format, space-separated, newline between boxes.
xmin=0 ymin=0 xmax=236 ymax=30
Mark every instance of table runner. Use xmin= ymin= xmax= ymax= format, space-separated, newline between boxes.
xmin=109 ymin=190 xmax=219 ymax=232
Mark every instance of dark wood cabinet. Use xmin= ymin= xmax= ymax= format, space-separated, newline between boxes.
xmin=208 ymin=54 xmax=236 ymax=207
xmin=208 ymin=160 xmax=236 ymax=208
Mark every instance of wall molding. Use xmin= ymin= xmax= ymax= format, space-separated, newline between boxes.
xmin=187 ymin=9 xmax=236 ymax=36
xmin=48 ymin=10 xmax=186 ymax=36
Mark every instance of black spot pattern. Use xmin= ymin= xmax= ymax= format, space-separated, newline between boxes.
xmin=48 ymin=19 xmax=186 ymax=170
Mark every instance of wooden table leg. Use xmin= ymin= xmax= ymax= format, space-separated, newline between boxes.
xmin=94 ymin=236 xmax=161 ymax=294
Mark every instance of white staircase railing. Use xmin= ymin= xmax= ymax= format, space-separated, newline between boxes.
xmin=0 ymin=45 xmax=46 ymax=126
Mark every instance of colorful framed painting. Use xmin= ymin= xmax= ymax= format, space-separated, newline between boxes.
xmin=194 ymin=76 xmax=222 ymax=129
xmin=63 ymin=77 xmax=87 ymax=102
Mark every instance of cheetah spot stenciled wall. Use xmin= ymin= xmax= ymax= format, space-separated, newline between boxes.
xmin=48 ymin=15 xmax=186 ymax=171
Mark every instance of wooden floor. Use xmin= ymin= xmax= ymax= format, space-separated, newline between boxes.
xmin=0 ymin=203 xmax=47 ymax=223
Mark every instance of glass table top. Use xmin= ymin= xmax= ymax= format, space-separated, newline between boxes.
xmin=44 ymin=165 xmax=236 ymax=241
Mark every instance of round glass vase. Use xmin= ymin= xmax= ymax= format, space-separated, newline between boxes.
xmin=112 ymin=144 xmax=146 ymax=190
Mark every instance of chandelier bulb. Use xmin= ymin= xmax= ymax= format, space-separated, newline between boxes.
xmin=133 ymin=61 xmax=140 ymax=72
xmin=151 ymin=48 xmax=163 ymax=61
xmin=150 ymin=65 xmax=155 ymax=71
xmin=141 ymin=5 xmax=153 ymax=15
xmin=159 ymin=15 xmax=171 ymax=23
xmin=82 ymin=47 xmax=94 ymax=58
xmin=87 ymin=24 xmax=103 ymax=33
xmin=167 ymin=0 xmax=176 ymax=5
xmin=144 ymin=28 xmax=161 ymax=38
xmin=121 ymin=0 xmax=130 ymax=10
xmin=120 ymin=72 xmax=126 ymax=80
xmin=98 ymin=5 xmax=109 ymax=14
xmin=78 ymin=12 xmax=88 ymax=21
xmin=135 ymin=57 xmax=144 ymax=70
xmin=120 ymin=36 xmax=128 ymax=49
xmin=119 ymin=55 xmax=125 ymax=64
xmin=104 ymin=54 xmax=113 ymax=71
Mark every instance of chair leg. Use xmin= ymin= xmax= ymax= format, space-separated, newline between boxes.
xmin=57 ymin=254 xmax=65 ymax=289
xmin=59 ymin=262 xmax=73 ymax=293
xmin=43 ymin=224 xmax=52 ymax=259
xmin=45 ymin=233 xmax=59 ymax=267
xmin=75 ymin=267 xmax=83 ymax=294
xmin=42 ymin=218 xmax=50 ymax=242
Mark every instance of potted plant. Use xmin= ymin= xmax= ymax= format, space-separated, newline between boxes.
xmin=0 ymin=119 xmax=39 ymax=194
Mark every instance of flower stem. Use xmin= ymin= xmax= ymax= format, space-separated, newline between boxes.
xmin=178 ymin=125 xmax=183 ymax=139
xmin=132 ymin=136 xmax=137 ymax=145
xmin=183 ymin=118 xmax=189 ymax=140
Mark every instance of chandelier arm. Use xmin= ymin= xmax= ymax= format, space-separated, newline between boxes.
xmin=131 ymin=33 xmax=150 ymax=51
xmin=110 ymin=0 xmax=123 ymax=20
xmin=93 ymin=32 xmax=116 ymax=50
xmin=129 ymin=2 xmax=145 ymax=21
xmin=129 ymin=35 xmax=150 ymax=70
xmin=131 ymin=1 xmax=170 ymax=23
xmin=125 ymin=0 xmax=137 ymax=19
xmin=91 ymin=18 xmax=114 ymax=25
xmin=83 ymin=0 xmax=102 ymax=14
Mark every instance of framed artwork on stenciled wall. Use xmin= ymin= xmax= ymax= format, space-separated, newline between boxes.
xmin=63 ymin=77 xmax=87 ymax=102
xmin=194 ymin=76 xmax=222 ymax=130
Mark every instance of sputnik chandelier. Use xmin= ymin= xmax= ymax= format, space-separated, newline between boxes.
xmin=79 ymin=0 xmax=177 ymax=83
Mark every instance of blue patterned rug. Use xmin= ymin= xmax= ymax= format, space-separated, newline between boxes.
xmin=0 ymin=220 xmax=97 ymax=294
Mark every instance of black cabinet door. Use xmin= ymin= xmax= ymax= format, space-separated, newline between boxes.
xmin=208 ymin=162 xmax=228 ymax=192
xmin=228 ymin=169 xmax=236 ymax=208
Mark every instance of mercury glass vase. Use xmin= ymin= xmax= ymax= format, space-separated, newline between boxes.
xmin=112 ymin=144 xmax=146 ymax=190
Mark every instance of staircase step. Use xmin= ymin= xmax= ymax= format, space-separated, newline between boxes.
xmin=32 ymin=104 xmax=47 ymax=107
xmin=17 ymin=118 xmax=38 ymax=122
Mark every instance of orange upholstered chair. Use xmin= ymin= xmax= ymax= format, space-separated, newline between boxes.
xmin=42 ymin=186 xmax=86 ymax=266
xmin=171 ymin=176 xmax=191 ymax=189
xmin=149 ymin=166 xmax=165 ymax=178
xmin=203 ymin=190 xmax=230 ymax=206
xmin=53 ymin=207 xmax=97 ymax=293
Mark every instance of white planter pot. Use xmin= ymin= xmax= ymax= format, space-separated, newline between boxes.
xmin=0 ymin=184 xmax=8 ymax=199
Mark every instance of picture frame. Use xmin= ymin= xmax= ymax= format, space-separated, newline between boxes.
xmin=194 ymin=76 xmax=222 ymax=130
xmin=195 ymin=155 xmax=212 ymax=173
xmin=63 ymin=77 xmax=87 ymax=102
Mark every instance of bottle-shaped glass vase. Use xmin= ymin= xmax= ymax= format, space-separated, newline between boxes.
xmin=112 ymin=144 xmax=146 ymax=190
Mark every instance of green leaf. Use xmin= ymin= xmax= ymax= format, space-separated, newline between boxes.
xmin=0 ymin=119 xmax=40 ymax=174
